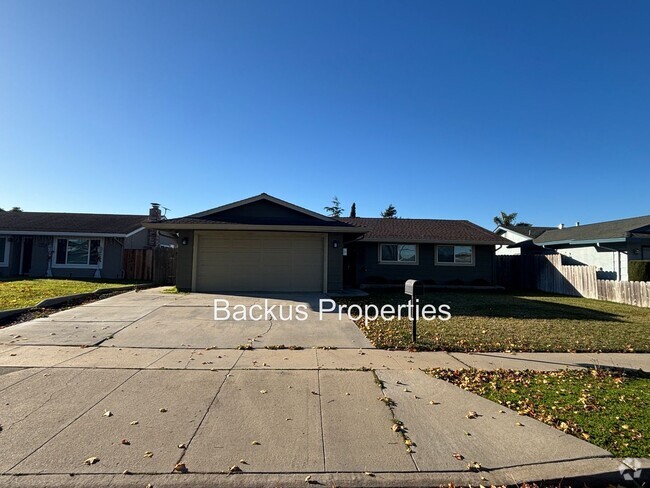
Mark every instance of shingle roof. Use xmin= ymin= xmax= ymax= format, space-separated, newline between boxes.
xmin=534 ymin=215 xmax=650 ymax=244
xmin=339 ymin=217 xmax=510 ymax=244
xmin=500 ymin=225 xmax=557 ymax=239
xmin=0 ymin=212 xmax=147 ymax=235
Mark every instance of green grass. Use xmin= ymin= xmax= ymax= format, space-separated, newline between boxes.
xmin=425 ymin=368 xmax=650 ymax=457
xmin=0 ymin=278 xmax=136 ymax=311
xmin=338 ymin=290 xmax=650 ymax=352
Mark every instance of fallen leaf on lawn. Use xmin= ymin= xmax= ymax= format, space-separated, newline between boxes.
xmin=144 ymin=451 xmax=154 ymax=458
xmin=466 ymin=411 xmax=478 ymax=419
xmin=84 ymin=457 xmax=99 ymax=465
xmin=173 ymin=463 xmax=188 ymax=473
xmin=452 ymin=452 xmax=464 ymax=460
xmin=103 ymin=410 xmax=113 ymax=417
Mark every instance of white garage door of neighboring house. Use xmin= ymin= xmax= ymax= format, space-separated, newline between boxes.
xmin=194 ymin=231 xmax=325 ymax=292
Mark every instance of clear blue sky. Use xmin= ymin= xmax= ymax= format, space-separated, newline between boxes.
xmin=1 ymin=0 xmax=648 ymax=229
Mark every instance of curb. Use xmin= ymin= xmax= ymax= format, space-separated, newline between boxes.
xmin=0 ymin=284 xmax=153 ymax=322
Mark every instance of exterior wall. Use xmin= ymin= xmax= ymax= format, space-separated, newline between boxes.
xmin=327 ymin=233 xmax=343 ymax=293
xmin=352 ymin=242 xmax=495 ymax=285
xmin=555 ymin=245 xmax=628 ymax=281
xmin=495 ymin=230 xmax=527 ymax=255
xmin=124 ymin=229 xmax=149 ymax=249
xmin=0 ymin=235 xmax=16 ymax=277
xmin=175 ymin=230 xmax=195 ymax=291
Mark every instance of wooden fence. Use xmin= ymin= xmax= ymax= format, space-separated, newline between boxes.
xmin=123 ymin=247 xmax=177 ymax=284
xmin=496 ymin=254 xmax=650 ymax=307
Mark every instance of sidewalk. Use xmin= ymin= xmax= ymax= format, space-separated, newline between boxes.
xmin=0 ymin=345 xmax=647 ymax=487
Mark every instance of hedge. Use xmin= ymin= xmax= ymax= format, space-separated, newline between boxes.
xmin=628 ymin=260 xmax=650 ymax=282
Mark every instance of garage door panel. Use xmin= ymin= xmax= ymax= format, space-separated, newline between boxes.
xmin=195 ymin=232 xmax=324 ymax=292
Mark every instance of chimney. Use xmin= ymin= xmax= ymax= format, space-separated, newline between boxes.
xmin=149 ymin=203 xmax=162 ymax=222
xmin=558 ymin=223 xmax=564 ymax=229
xmin=147 ymin=203 xmax=161 ymax=248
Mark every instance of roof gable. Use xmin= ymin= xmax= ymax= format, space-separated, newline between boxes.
xmin=497 ymin=225 xmax=556 ymax=239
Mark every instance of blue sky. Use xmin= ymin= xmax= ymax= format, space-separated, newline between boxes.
xmin=1 ymin=1 xmax=648 ymax=229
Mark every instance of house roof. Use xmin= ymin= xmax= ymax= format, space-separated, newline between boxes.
xmin=496 ymin=225 xmax=556 ymax=239
xmin=0 ymin=211 xmax=147 ymax=236
xmin=146 ymin=193 xmax=362 ymax=233
xmin=534 ymin=215 xmax=650 ymax=246
xmin=340 ymin=217 xmax=510 ymax=245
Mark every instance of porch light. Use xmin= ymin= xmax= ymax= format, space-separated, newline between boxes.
xmin=332 ymin=240 xmax=339 ymax=249
xmin=181 ymin=237 xmax=189 ymax=246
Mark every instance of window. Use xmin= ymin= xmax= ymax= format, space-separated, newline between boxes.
xmin=53 ymin=238 xmax=103 ymax=268
xmin=435 ymin=245 xmax=474 ymax=266
xmin=379 ymin=243 xmax=417 ymax=264
xmin=0 ymin=237 xmax=8 ymax=266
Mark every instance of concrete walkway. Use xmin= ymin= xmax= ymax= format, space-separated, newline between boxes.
xmin=0 ymin=289 xmax=647 ymax=487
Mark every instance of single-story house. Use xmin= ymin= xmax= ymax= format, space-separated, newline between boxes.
xmin=533 ymin=215 xmax=650 ymax=281
xmin=145 ymin=193 xmax=509 ymax=293
xmin=494 ymin=225 xmax=556 ymax=255
xmin=0 ymin=205 xmax=171 ymax=279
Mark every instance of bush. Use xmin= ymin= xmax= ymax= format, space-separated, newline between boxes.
xmin=628 ymin=260 xmax=650 ymax=282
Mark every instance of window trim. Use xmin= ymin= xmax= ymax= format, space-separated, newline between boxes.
xmin=0 ymin=236 xmax=9 ymax=267
xmin=52 ymin=237 xmax=104 ymax=269
xmin=435 ymin=244 xmax=475 ymax=266
xmin=378 ymin=243 xmax=419 ymax=265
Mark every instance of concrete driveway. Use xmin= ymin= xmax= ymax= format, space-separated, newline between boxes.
xmin=0 ymin=288 xmax=372 ymax=349
xmin=0 ymin=288 xmax=645 ymax=487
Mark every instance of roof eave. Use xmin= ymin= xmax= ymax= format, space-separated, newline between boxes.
xmin=143 ymin=222 xmax=367 ymax=234
xmin=0 ymin=230 xmax=130 ymax=237
xmin=535 ymin=237 xmax=627 ymax=247
xmin=359 ymin=237 xmax=510 ymax=245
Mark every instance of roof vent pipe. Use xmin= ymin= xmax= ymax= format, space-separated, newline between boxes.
xmin=558 ymin=223 xmax=564 ymax=229
xmin=576 ymin=221 xmax=580 ymax=226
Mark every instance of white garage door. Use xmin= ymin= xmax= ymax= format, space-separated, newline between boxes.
xmin=194 ymin=231 xmax=325 ymax=292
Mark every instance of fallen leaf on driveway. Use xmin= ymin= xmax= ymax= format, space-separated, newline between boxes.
xmin=178 ymin=443 xmax=186 ymax=449
xmin=466 ymin=411 xmax=478 ymax=419
xmin=159 ymin=408 xmax=168 ymax=413
xmin=144 ymin=451 xmax=154 ymax=458
xmin=251 ymin=440 xmax=260 ymax=445
xmin=260 ymin=390 xmax=267 ymax=394
xmin=130 ymin=420 xmax=139 ymax=425
xmin=122 ymin=470 xmax=131 ymax=475
xmin=103 ymin=410 xmax=113 ymax=417
xmin=173 ymin=462 xmax=188 ymax=473
xmin=121 ymin=439 xmax=130 ymax=445
xmin=84 ymin=457 xmax=99 ymax=465
xmin=364 ymin=471 xmax=375 ymax=477
xmin=452 ymin=452 xmax=464 ymax=460
xmin=391 ymin=423 xmax=402 ymax=432
xmin=229 ymin=465 xmax=242 ymax=474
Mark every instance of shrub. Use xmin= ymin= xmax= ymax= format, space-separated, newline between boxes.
xmin=628 ymin=260 xmax=650 ymax=282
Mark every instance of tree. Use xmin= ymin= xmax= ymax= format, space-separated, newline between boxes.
xmin=10 ymin=207 xmax=22 ymax=212
xmin=493 ymin=211 xmax=518 ymax=227
xmin=381 ymin=204 xmax=397 ymax=219
xmin=515 ymin=221 xmax=532 ymax=227
xmin=349 ymin=203 xmax=357 ymax=218
xmin=324 ymin=196 xmax=344 ymax=218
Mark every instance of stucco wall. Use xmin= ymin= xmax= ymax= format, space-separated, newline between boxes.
xmin=495 ymin=230 xmax=526 ymax=255
xmin=352 ymin=243 xmax=495 ymax=285
xmin=556 ymin=245 xmax=628 ymax=281
xmin=327 ymin=233 xmax=343 ymax=293
xmin=175 ymin=230 xmax=195 ymax=291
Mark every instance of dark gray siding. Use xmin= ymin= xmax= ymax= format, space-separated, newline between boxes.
xmin=206 ymin=200 xmax=336 ymax=226
xmin=327 ymin=233 xmax=343 ymax=293
xmin=352 ymin=242 xmax=495 ymax=285
xmin=175 ymin=230 xmax=195 ymax=291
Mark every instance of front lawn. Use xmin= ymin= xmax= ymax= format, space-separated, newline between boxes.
xmin=337 ymin=291 xmax=650 ymax=352
xmin=425 ymin=368 xmax=649 ymax=458
xmin=0 ymin=278 xmax=136 ymax=311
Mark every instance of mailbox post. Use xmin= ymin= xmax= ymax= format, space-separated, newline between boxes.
xmin=404 ymin=279 xmax=424 ymax=344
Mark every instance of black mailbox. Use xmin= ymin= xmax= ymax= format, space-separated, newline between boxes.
xmin=404 ymin=279 xmax=424 ymax=296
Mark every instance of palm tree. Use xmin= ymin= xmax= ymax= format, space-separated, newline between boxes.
xmin=493 ymin=211 xmax=518 ymax=227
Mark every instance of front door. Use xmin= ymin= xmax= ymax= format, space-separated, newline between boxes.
xmin=20 ymin=237 xmax=33 ymax=275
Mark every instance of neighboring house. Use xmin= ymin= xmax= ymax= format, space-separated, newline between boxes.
xmin=145 ymin=193 xmax=509 ymax=293
xmin=533 ymin=215 xmax=650 ymax=281
xmin=494 ymin=225 xmax=556 ymax=255
xmin=0 ymin=205 xmax=171 ymax=279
